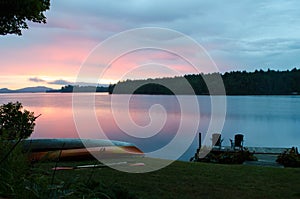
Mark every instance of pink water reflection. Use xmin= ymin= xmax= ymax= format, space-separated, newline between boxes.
xmin=31 ymin=106 xmax=79 ymax=138
xmin=3 ymin=93 xmax=298 ymax=161
xmin=0 ymin=93 xmax=186 ymax=143
xmin=0 ymin=93 xmax=208 ymax=159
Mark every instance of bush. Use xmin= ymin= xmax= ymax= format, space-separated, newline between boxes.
xmin=0 ymin=101 xmax=38 ymax=197
xmin=276 ymin=147 xmax=300 ymax=167
xmin=196 ymin=149 xmax=257 ymax=164
xmin=0 ymin=101 xmax=38 ymax=140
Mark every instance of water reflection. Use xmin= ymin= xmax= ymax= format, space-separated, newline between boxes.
xmin=0 ymin=93 xmax=299 ymax=161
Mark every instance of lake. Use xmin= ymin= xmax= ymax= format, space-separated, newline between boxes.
xmin=0 ymin=93 xmax=299 ymax=161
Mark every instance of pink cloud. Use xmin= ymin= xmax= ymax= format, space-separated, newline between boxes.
xmin=0 ymin=23 xmax=224 ymax=90
xmin=1 ymin=36 xmax=97 ymax=77
xmin=99 ymin=49 xmax=205 ymax=81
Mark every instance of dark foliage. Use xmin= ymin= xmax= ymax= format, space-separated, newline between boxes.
xmin=0 ymin=0 xmax=50 ymax=35
xmin=133 ymin=83 xmax=174 ymax=95
xmin=47 ymin=85 xmax=109 ymax=93
xmin=109 ymin=68 xmax=300 ymax=95
xmin=0 ymin=101 xmax=37 ymax=140
xmin=196 ymin=149 xmax=257 ymax=164
xmin=276 ymin=147 xmax=300 ymax=167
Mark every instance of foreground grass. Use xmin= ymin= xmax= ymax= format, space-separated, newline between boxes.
xmin=38 ymin=158 xmax=300 ymax=199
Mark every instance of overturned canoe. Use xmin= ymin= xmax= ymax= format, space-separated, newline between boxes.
xmin=20 ymin=138 xmax=144 ymax=161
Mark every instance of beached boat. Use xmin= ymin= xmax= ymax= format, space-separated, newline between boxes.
xmin=20 ymin=138 xmax=144 ymax=161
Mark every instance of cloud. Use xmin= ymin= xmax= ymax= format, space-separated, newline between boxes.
xmin=28 ymin=77 xmax=46 ymax=83
xmin=2 ymin=0 xmax=300 ymax=90
xmin=48 ymin=79 xmax=73 ymax=85
xmin=51 ymin=0 xmax=300 ymax=69
xmin=54 ymin=0 xmax=203 ymax=24
xmin=46 ymin=79 xmax=107 ymax=87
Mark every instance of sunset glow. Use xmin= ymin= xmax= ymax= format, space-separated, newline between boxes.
xmin=1 ymin=0 xmax=300 ymax=89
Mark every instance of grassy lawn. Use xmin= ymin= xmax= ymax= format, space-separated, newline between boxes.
xmin=39 ymin=157 xmax=300 ymax=199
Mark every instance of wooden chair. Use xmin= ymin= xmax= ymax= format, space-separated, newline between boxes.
xmin=230 ymin=134 xmax=244 ymax=150
xmin=212 ymin=133 xmax=223 ymax=150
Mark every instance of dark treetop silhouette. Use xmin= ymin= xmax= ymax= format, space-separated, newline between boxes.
xmin=0 ymin=0 xmax=50 ymax=35
xmin=109 ymin=68 xmax=300 ymax=95
xmin=0 ymin=101 xmax=38 ymax=140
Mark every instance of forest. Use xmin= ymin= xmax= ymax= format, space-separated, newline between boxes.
xmin=47 ymin=85 xmax=109 ymax=93
xmin=108 ymin=68 xmax=300 ymax=95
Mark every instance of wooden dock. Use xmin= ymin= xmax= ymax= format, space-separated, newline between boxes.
xmin=210 ymin=146 xmax=289 ymax=167
xmin=212 ymin=146 xmax=289 ymax=155
xmin=212 ymin=146 xmax=288 ymax=154
xmin=243 ymin=154 xmax=284 ymax=168
xmin=194 ymin=133 xmax=294 ymax=167
xmin=246 ymin=147 xmax=288 ymax=154
xmin=246 ymin=147 xmax=288 ymax=167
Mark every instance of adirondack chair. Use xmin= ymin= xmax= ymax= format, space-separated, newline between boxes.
xmin=212 ymin=133 xmax=223 ymax=150
xmin=230 ymin=134 xmax=244 ymax=150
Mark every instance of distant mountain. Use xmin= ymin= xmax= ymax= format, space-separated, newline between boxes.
xmin=0 ymin=88 xmax=12 ymax=93
xmin=0 ymin=86 xmax=54 ymax=93
xmin=17 ymin=86 xmax=53 ymax=92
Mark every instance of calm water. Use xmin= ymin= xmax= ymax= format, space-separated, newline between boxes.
xmin=0 ymin=93 xmax=299 ymax=161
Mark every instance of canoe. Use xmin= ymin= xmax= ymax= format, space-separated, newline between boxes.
xmin=19 ymin=138 xmax=144 ymax=161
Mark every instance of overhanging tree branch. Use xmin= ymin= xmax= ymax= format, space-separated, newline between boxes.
xmin=0 ymin=0 xmax=50 ymax=35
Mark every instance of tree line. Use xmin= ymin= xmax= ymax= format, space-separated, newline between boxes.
xmin=47 ymin=85 xmax=109 ymax=93
xmin=108 ymin=68 xmax=300 ymax=95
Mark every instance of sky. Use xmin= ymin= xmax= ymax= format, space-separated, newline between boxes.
xmin=1 ymin=0 xmax=300 ymax=89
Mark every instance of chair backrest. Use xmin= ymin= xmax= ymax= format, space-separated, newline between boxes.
xmin=234 ymin=134 xmax=244 ymax=147
xmin=212 ymin=133 xmax=222 ymax=147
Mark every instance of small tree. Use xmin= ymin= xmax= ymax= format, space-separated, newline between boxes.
xmin=0 ymin=102 xmax=39 ymax=197
xmin=0 ymin=101 xmax=38 ymax=140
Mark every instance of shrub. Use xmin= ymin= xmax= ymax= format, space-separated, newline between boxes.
xmin=276 ymin=147 xmax=300 ymax=167
xmin=0 ymin=101 xmax=38 ymax=140
xmin=0 ymin=101 xmax=38 ymax=197
xmin=196 ymin=149 xmax=257 ymax=164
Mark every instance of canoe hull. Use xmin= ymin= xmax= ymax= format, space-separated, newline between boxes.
xmin=21 ymin=138 xmax=144 ymax=161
